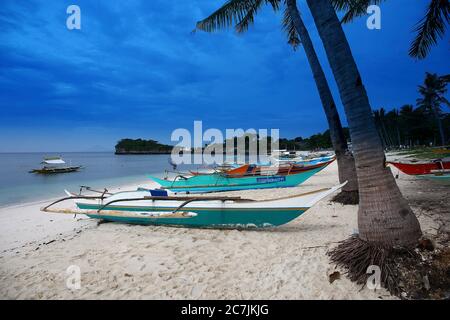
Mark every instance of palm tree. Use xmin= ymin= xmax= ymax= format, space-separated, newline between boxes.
xmin=332 ymin=0 xmax=450 ymax=59
xmin=373 ymin=109 xmax=387 ymax=148
xmin=417 ymin=72 xmax=449 ymax=145
xmin=195 ymin=0 xmax=359 ymax=203
xmin=306 ymin=0 xmax=422 ymax=292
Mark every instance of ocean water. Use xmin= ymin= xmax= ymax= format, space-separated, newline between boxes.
xmin=0 ymin=152 xmax=197 ymax=208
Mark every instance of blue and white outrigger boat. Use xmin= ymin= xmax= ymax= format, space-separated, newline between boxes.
xmin=150 ymin=159 xmax=334 ymax=193
xmin=41 ymin=183 xmax=346 ymax=229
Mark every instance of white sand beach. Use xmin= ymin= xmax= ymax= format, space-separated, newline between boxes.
xmin=0 ymin=161 xmax=446 ymax=299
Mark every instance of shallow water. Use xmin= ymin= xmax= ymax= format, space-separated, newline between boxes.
xmin=0 ymin=153 xmax=184 ymax=207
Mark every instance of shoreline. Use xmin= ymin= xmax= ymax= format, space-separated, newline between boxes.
xmin=0 ymin=161 xmax=447 ymax=299
xmin=0 ymin=178 xmax=159 ymax=253
xmin=0 ymin=178 xmax=154 ymax=211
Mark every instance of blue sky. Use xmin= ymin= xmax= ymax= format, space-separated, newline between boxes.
xmin=0 ymin=0 xmax=448 ymax=152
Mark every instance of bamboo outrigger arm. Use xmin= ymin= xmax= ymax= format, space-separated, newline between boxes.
xmin=78 ymin=186 xmax=112 ymax=196
xmin=95 ymin=195 xmax=254 ymax=214
xmin=41 ymin=195 xmax=107 ymax=212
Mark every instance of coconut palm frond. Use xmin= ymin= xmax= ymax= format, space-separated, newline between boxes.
xmin=331 ymin=0 xmax=385 ymax=24
xmin=441 ymin=96 xmax=450 ymax=108
xmin=409 ymin=0 xmax=450 ymax=59
xmin=196 ymin=0 xmax=257 ymax=32
xmin=417 ymin=72 xmax=449 ymax=113
xmin=267 ymin=0 xmax=281 ymax=11
xmin=196 ymin=0 xmax=280 ymax=33
xmin=441 ymin=74 xmax=450 ymax=83
xmin=235 ymin=0 xmax=265 ymax=33
xmin=282 ymin=6 xmax=300 ymax=50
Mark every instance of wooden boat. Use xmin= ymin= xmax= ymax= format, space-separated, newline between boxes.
xmin=41 ymin=183 xmax=346 ymax=228
xmin=189 ymin=157 xmax=335 ymax=177
xmin=30 ymin=156 xmax=81 ymax=174
xmin=387 ymin=158 xmax=450 ymax=175
xmin=150 ymin=160 xmax=332 ymax=193
xmin=189 ymin=162 xmax=241 ymax=176
xmin=417 ymin=173 xmax=450 ymax=181
xmin=224 ymin=158 xmax=335 ymax=177
xmin=270 ymin=154 xmax=335 ymax=165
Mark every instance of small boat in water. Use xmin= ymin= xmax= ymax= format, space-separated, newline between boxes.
xmin=150 ymin=160 xmax=332 ymax=193
xmin=30 ymin=156 xmax=81 ymax=174
xmin=41 ymin=183 xmax=346 ymax=228
xmin=387 ymin=158 xmax=450 ymax=176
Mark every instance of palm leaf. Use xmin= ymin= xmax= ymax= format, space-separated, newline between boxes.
xmin=195 ymin=0 xmax=280 ymax=33
xmin=409 ymin=0 xmax=450 ymax=59
xmin=331 ymin=0 xmax=385 ymax=24
xmin=282 ymin=5 xmax=300 ymax=49
xmin=236 ymin=0 xmax=265 ymax=33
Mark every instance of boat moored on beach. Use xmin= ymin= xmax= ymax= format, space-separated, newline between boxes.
xmin=387 ymin=158 xmax=450 ymax=176
xmin=150 ymin=159 xmax=333 ymax=193
xmin=41 ymin=182 xmax=346 ymax=229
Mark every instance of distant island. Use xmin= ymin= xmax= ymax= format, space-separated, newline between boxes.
xmin=115 ymin=139 xmax=173 ymax=154
xmin=114 ymin=129 xmax=350 ymax=155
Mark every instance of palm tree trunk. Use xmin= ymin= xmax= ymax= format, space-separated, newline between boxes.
xmin=306 ymin=0 xmax=421 ymax=247
xmin=286 ymin=0 xmax=358 ymax=201
xmin=432 ymin=106 xmax=446 ymax=146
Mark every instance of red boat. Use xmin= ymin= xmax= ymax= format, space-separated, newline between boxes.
xmin=189 ymin=158 xmax=335 ymax=177
xmin=220 ymin=158 xmax=335 ymax=177
xmin=387 ymin=159 xmax=450 ymax=175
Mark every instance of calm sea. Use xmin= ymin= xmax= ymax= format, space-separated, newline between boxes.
xmin=0 ymin=152 xmax=197 ymax=208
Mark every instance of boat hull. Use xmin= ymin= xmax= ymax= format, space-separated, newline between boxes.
xmin=417 ymin=173 xmax=450 ymax=184
xmin=388 ymin=161 xmax=450 ymax=175
xmin=67 ymin=183 xmax=346 ymax=228
xmin=272 ymin=155 xmax=335 ymax=165
xmin=150 ymin=166 xmax=325 ymax=193
xmin=30 ymin=166 xmax=81 ymax=174
xmin=79 ymin=204 xmax=305 ymax=228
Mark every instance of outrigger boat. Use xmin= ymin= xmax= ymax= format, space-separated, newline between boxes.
xmin=270 ymin=154 xmax=335 ymax=166
xmin=387 ymin=158 xmax=450 ymax=176
xmin=41 ymin=183 xmax=346 ymax=228
xmin=190 ymin=157 xmax=335 ymax=176
xmin=151 ymin=160 xmax=332 ymax=193
xmin=189 ymin=162 xmax=242 ymax=176
xmin=30 ymin=156 xmax=82 ymax=174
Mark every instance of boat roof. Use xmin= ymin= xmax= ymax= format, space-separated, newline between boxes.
xmin=42 ymin=157 xmax=66 ymax=164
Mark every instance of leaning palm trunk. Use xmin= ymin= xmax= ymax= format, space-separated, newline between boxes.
xmin=286 ymin=0 xmax=358 ymax=203
xmin=306 ymin=0 xmax=421 ymax=246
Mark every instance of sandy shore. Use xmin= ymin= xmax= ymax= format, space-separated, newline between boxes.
xmin=0 ymin=161 xmax=447 ymax=299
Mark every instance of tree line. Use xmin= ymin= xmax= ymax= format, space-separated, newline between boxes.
xmin=195 ymin=0 xmax=449 ymax=297
xmin=374 ymin=73 xmax=449 ymax=148
xmin=115 ymin=139 xmax=173 ymax=154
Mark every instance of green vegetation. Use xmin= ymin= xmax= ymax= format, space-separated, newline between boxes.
xmin=373 ymin=73 xmax=449 ymax=148
xmin=279 ymin=128 xmax=350 ymax=151
xmin=115 ymin=139 xmax=173 ymax=154
xmin=389 ymin=147 xmax=450 ymax=160
xmin=205 ymin=128 xmax=350 ymax=153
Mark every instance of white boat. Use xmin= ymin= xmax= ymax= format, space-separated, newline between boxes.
xmin=41 ymin=182 xmax=347 ymax=229
xmin=30 ymin=156 xmax=82 ymax=174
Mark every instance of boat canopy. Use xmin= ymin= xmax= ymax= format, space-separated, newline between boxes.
xmin=42 ymin=158 xmax=66 ymax=165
